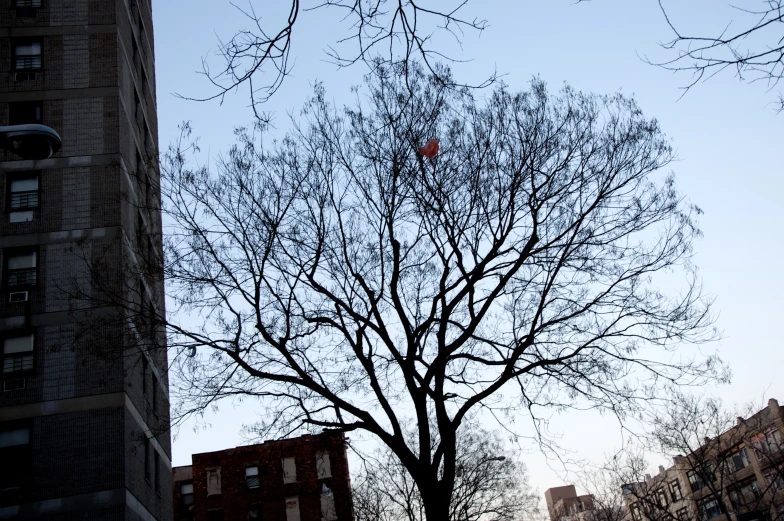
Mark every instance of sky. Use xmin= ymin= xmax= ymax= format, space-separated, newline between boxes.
xmin=152 ymin=0 xmax=784 ymax=497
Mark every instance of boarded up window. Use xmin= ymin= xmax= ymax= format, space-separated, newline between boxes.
xmin=207 ymin=467 xmax=222 ymax=495
xmin=316 ymin=451 xmax=332 ymax=479
xmin=285 ymin=496 xmax=301 ymax=521
xmin=321 ymin=484 xmax=338 ymax=521
xmin=282 ymin=457 xmax=297 ymax=483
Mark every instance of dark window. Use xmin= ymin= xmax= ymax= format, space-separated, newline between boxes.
xmin=729 ymin=478 xmax=762 ymax=509
xmin=207 ymin=510 xmax=224 ymax=521
xmin=246 ymin=465 xmax=260 ymax=488
xmin=13 ymin=41 xmax=42 ymax=70
xmin=13 ymin=0 xmax=42 ymax=18
xmin=0 ymin=426 xmax=31 ymax=491
xmin=180 ymin=482 xmax=194 ymax=505
xmin=670 ymin=479 xmax=683 ymax=501
xmin=153 ymin=449 xmax=160 ymax=495
xmin=248 ymin=507 xmax=260 ymax=520
xmin=13 ymin=0 xmax=43 ymax=7
xmin=688 ymin=464 xmax=713 ymax=492
xmin=4 ymin=250 xmax=37 ymax=288
xmin=725 ymin=447 xmax=751 ymax=473
xmin=677 ymin=508 xmax=691 ymax=521
xmin=142 ymin=355 xmax=149 ymax=400
xmin=9 ymin=102 xmax=42 ymax=125
xmin=2 ymin=332 xmax=34 ymax=375
xmin=656 ymin=488 xmax=669 ymax=507
xmin=152 ymin=373 xmax=158 ymax=415
xmin=8 ymin=174 xmax=39 ymax=211
xmin=144 ymin=437 xmax=151 ymax=484
xmin=698 ymin=498 xmax=722 ymax=521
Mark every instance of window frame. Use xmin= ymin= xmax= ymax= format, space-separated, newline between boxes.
xmin=8 ymin=101 xmax=43 ymax=126
xmin=670 ymin=479 xmax=683 ymax=502
xmin=246 ymin=465 xmax=260 ymax=489
xmin=180 ymin=481 xmax=194 ymax=506
xmin=206 ymin=467 xmax=222 ymax=495
xmin=12 ymin=39 xmax=43 ymax=71
xmin=698 ymin=498 xmax=723 ymax=521
xmin=4 ymin=248 xmax=39 ymax=289
xmin=7 ymin=171 xmax=40 ymax=213
xmin=0 ymin=424 xmax=32 ymax=491
xmin=2 ymin=330 xmax=35 ymax=376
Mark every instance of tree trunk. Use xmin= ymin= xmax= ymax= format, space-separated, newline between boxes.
xmin=422 ymin=484 xmax=452 ymax=521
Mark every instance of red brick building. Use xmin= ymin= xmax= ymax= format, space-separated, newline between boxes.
xmin=173 ymin=432 xmax=354 ymax=521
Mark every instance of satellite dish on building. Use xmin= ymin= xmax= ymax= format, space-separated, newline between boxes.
xmin=0 ymin=124 xmax=62 ymax=160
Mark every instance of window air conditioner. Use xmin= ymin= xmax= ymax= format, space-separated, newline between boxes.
xmin=9 ymin=291 xmax=29 ymax=303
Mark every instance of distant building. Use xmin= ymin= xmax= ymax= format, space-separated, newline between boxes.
xmin=172 ymin=432 xmax=354 ymax=521
xmin=546 ymin=485 xmax=596 ymax=521
xmin=622 ymin=398 xmax=784 ymax=521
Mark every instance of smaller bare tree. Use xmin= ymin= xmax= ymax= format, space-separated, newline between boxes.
xmin=352 ymin=422 xmax=539 ymax=521
xmin=595 ymin=393 xmax=784 ymax=521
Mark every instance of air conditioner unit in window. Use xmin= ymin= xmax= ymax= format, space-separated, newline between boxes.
xmin=9 ymin=291 xmax=29 ymax=303
xmin=3 ymin=378 xmax=26 ymax=392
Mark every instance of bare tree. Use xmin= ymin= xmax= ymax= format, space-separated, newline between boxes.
xmin=598 ymin=394 xmax=784 ymax=521
xmin=353 ymin=422 xmax=539 ymax=521
xmin=90 ymin=58 xmax=726 ymax=521
xmin=649 ymin=0 xmax=784 ymax=112
xmin=184 ymin=0 xmax=493 ymax=118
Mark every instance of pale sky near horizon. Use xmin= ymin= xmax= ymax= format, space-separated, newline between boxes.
xmin=152 ymin=0 xmax=784 ymax=499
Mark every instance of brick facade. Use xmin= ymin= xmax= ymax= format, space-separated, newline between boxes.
xmin=173 ymin=433 xmax=354 ymax=521
xmin=0 ymin=0 xmax=170 ymax=519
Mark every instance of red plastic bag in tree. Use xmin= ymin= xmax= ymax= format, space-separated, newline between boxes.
xmin=418 ymin=138 xmax=439 ymax=158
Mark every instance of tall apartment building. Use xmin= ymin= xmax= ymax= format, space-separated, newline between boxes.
xmin=622 ymin=399 xmax=784 ymax=521
xmin=172 ymin=433 xmax=354 ymax=521
xmin=0 ymin=0 xmax=171 ymax=519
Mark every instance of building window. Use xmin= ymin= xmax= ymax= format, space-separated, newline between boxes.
xmin=9 ymin=102 xmax=42 ymax=125
xmin=13 ymin=0 xmax=42 ymax=17
xmin=13 ymin=0 xmax=43 ymax=7
xmin=282 ymin=457 xmax=297 ymax=483
xmin=688 ymin=464 xmax=713 ymax=492
xmin=142 ymin=355 xmax=149 ymax=400
xmin=677 ymin=507 xmax=691 ymax=521
xmin=181 ymin=481 xmax=194 ymax=505
xmin=151 ymin=373 xmax=158 ymax=415
xmin=207 ymin=510 xmax=224 ymax=521
xmin=207 ymin=468 xmax=221 ymax=495
xmin=285 ymin=496 xmax=301 ymax=521
xmin=13 ymin=41 xmax=42 ymax=70
xmin=728 ymin=478 xmax=762 ymax=509
xmin=248 ymin=506 xmax=260 ymax=520
xmin=751 ymin=429 xmax=784 ymax=460
xmin=670 ymin=479 xmax=683 ymax=502
xmin=246 ymin=465 xmax=260 ymax=488
xmin=153 ymin=449 xmax=160 ymax=495
xmin=725 ymin=446 xmax=751 ymax=473
xmin=698 ymin=498 xmax=723 ymax=521
xmin=321 ymin=484 xmax=338 ymax=521
xmin=316 ymin=451 xmax=332 ymax=479
xmin=2 ymin=332 xmax=34 ymax=375
xmin=656 ymin=488 xmax=669 ymax=507
xmin=631 ymin=504 xmax=643 ymax=521
xmin=5 ymin=250 xmax=37 ymax=288
xmin=8 ymin=174 xmax=39 ymax=211
xmin=0 ymin=426 xmax=31 ymax=491
xmin=764 ymin=468 xmax=784 ymax=493
xmin=144 ymin=437 xmax=151 ymax=484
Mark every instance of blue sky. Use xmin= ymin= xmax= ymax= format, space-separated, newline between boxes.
xmin=153 ymin=0 xmax=784 ymax=493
